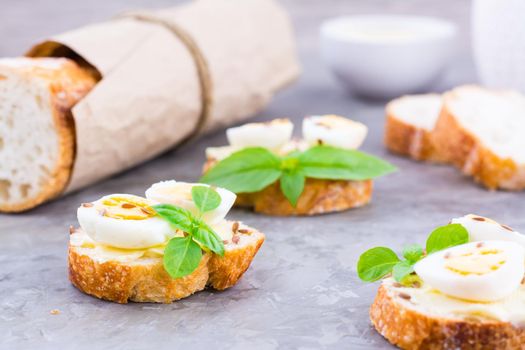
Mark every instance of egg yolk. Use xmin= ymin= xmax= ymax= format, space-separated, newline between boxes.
xmin=445 ymin=248 xmax=507 ymax=276
xmin=100 ymin=196 xmax=155 ymax=220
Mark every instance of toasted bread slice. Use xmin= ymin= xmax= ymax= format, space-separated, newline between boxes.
xmin=68 ymin=222 xmax=264 ymax=303
xmin=370 ymin=279 xmax=525 ymax=350
xmin=433 ymin=85 xmax=525 ymax=190
xmin=235 ymin=178 xmax=372 ymax=216
xmin=0 ymin=57 xmax=96 ymax=212
xmin=384 ymin=94 xmax=443 ymax=162
xmin=203 ymin=159 xmax=372 ymax=216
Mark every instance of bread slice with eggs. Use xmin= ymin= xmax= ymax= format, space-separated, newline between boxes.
xmin=0 ymin=57 xmax=96 ymax=212
xmin=370 ymin=278 xmax=525 ymax=350
xmin=384 ymin=93 xmax=443 ymax=162
xmin=433 ymin=85 xmax=525 ymax=190
xmin=69 ymin=221 xmax=264 ymax=303
xmin=204 ymin=116 xmax=374 ymax=216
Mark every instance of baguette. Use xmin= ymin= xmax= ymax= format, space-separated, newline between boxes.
xmin=433 ymin=85 xmax=525 ymax=190
xmin=0 ymin=57 xmax=96 ymax=212
xmin=370 ymin=279 xmax=525 ymax=350
xmin=384 ymin=94 xmax=443 ymax=161
xmin=69 ymin=223 xmax=264 ymax=303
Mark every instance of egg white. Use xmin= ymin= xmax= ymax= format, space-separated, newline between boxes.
xmin=145 ymin=181 xmax=236 ymax=224
xmin=414 ymin=241 xmax=525 ymax=302
xmin=302 ymin=115 xmax=368 ymax=150
xmin=226 ymin=118 xmax=293 ymax=150
xmin=77 ymin=194 xmax=175 ymax=249
xmin=452 ymin=214 xmax=525 ymax=249
xmin=205 ymin=145 xmax=241 ymax=161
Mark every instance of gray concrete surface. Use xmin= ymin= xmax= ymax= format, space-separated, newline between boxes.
xmin=3 ymin=1 xmax=520 ymax=349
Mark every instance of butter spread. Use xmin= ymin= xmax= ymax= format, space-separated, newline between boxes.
xmin=384 ymin=278 xmax=525 ymax=326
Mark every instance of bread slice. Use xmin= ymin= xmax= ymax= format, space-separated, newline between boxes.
xmin=0 ymin=57 xmax=96 ymax=212
xmin=384 ymin=94 xmax=443 ymax=162
xmin=370 ymin=279 xmax=525 ymax=350
xmin=433 ymin=85 xmax=525 ymax=190
xmin=235 ymin=178 xmax=372 ymax=216
xmin=68 ymin=222 xmax=264 ymax=303
xmin=203 ymin=159 xmax=372 ymax=216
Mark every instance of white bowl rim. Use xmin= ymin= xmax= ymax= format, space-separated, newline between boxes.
xmin=321 ymin=14 xmax=457 ymax=45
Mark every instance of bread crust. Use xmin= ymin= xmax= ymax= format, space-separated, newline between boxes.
xmin=384 ymin=113 xmax=441 ymax=162
xmin=203 ymin=160 xmax=373 ymax=216
xmin=0 ymin=58 xmax=96 ymax=212
xmin=384 ymin=99 xmax=443 ymax=162
xmin=370 ymin=284 xmax=525 ymax=350
xmin=68 ymin=229 xmax=264 ymax=303
xmin=433 ymin=103 xmax=525 ymax=190
xmin=241 ymin=178 xmax=372 ymax=216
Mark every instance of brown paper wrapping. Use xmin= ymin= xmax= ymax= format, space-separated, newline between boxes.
xmin=27 ymin=0 xmax=300 ymax=192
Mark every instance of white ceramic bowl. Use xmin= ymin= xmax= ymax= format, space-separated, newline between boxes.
xmin=320 ymin=15 xmax=457 ymax=99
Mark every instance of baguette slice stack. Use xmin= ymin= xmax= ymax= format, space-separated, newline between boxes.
xmin=385 ymin=85 xmax=525 ymax=190
xmin=0 ymin=58 xmax=96 ymax=212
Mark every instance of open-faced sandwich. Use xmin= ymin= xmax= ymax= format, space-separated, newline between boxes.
xmin=358 ymin=214 xmax=525 ymax=349
xmin=69 ymin=181 xmax=264 ymax=303
xmin=201 ymin=116 xmax=396 ymax=216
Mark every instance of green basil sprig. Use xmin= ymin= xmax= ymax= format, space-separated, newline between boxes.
xmin=357 ymin=223 xmax=469 ymax=283
xmin=200 ymin=145 xmax=396 ymax=207
xmin=152 ymin=186 xmax=225 ymax=279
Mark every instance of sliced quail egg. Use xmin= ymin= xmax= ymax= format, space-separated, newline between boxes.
xmin=226 ymin=118 xmax=293 ymax=150
xmin=145 ymin=180 xmax=236 ymax=224
xmin=77 ymin=194 xmax=175 ymax=249
xmin=302 ymin=114 xmax=367 ymax=149
xmin=452 ymin=214 xmax=525 ymax=249
xmin=414 ymin=241 xmax=525 ymax=302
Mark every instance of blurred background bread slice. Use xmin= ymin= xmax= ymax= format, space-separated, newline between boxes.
xmin=0 ymin=57 xmax=96 ymax=212
xmin=433 ymin=85 xmax=525 ymax=190
xmin=386 ymin=85 xmax=525 ymax=190
xmin=385 ymin=93 xmax=443 ymax=161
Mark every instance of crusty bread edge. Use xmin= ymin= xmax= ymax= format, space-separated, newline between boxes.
xmin=370 ymin=284 xmax=525 ymax=350
xmin=384 ymin=100 xmax=443 ymax=162
xmin=433 ymin=100 xmax=525 ymax=190
xmin=69 ymin=230 xmax=265 ymax=303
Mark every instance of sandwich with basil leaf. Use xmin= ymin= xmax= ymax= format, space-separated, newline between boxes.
xmin=69 ymin=180 xmax=264 ymax=303
xmin=358 ymin=214 xmax=525 ymax=349
xmin=202 ymin=115 xmax=396 ymax=216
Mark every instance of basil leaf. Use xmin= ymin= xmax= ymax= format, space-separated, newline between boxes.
xmin=402 ymin=244 xmax=423 ymax=263
xmin=280 ymin=170 xmax=305 ymax=207
xmin=152 ymin=204 xmax=194 ymax=233
xmin=298 ymin=146 xmax=396 ymax=181
xmin=163 ymin=236 xmax=202 ymax=279
xmin=200 ymin=147 xmax=282 ymax=193
xmin=191 ymin=185 xmax=221 ymax=213
xmin=426 ymin=223 xmax=469 ymax=255
xmin=392 ymin=261 xmax=415 ymax=282
xmin=192 ymin=221 xmax=225 ymax=256
xmin=357 ymin=247 xmax=400 ymax=282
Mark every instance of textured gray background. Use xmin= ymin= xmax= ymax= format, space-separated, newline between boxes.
xmin=3 ymin=1 xmax=522 ymax=349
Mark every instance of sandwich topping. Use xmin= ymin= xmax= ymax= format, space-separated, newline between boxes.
xmin=358 ymin=214 xmax=525 ymax=324
xmin=72 ymin=181 xmax=240 ymax=278
xmin=202 ymin=116 xmax=396 ymax=207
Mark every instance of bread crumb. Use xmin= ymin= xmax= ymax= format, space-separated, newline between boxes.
xmin=50 ymin=309 xmax=60 ymax=315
